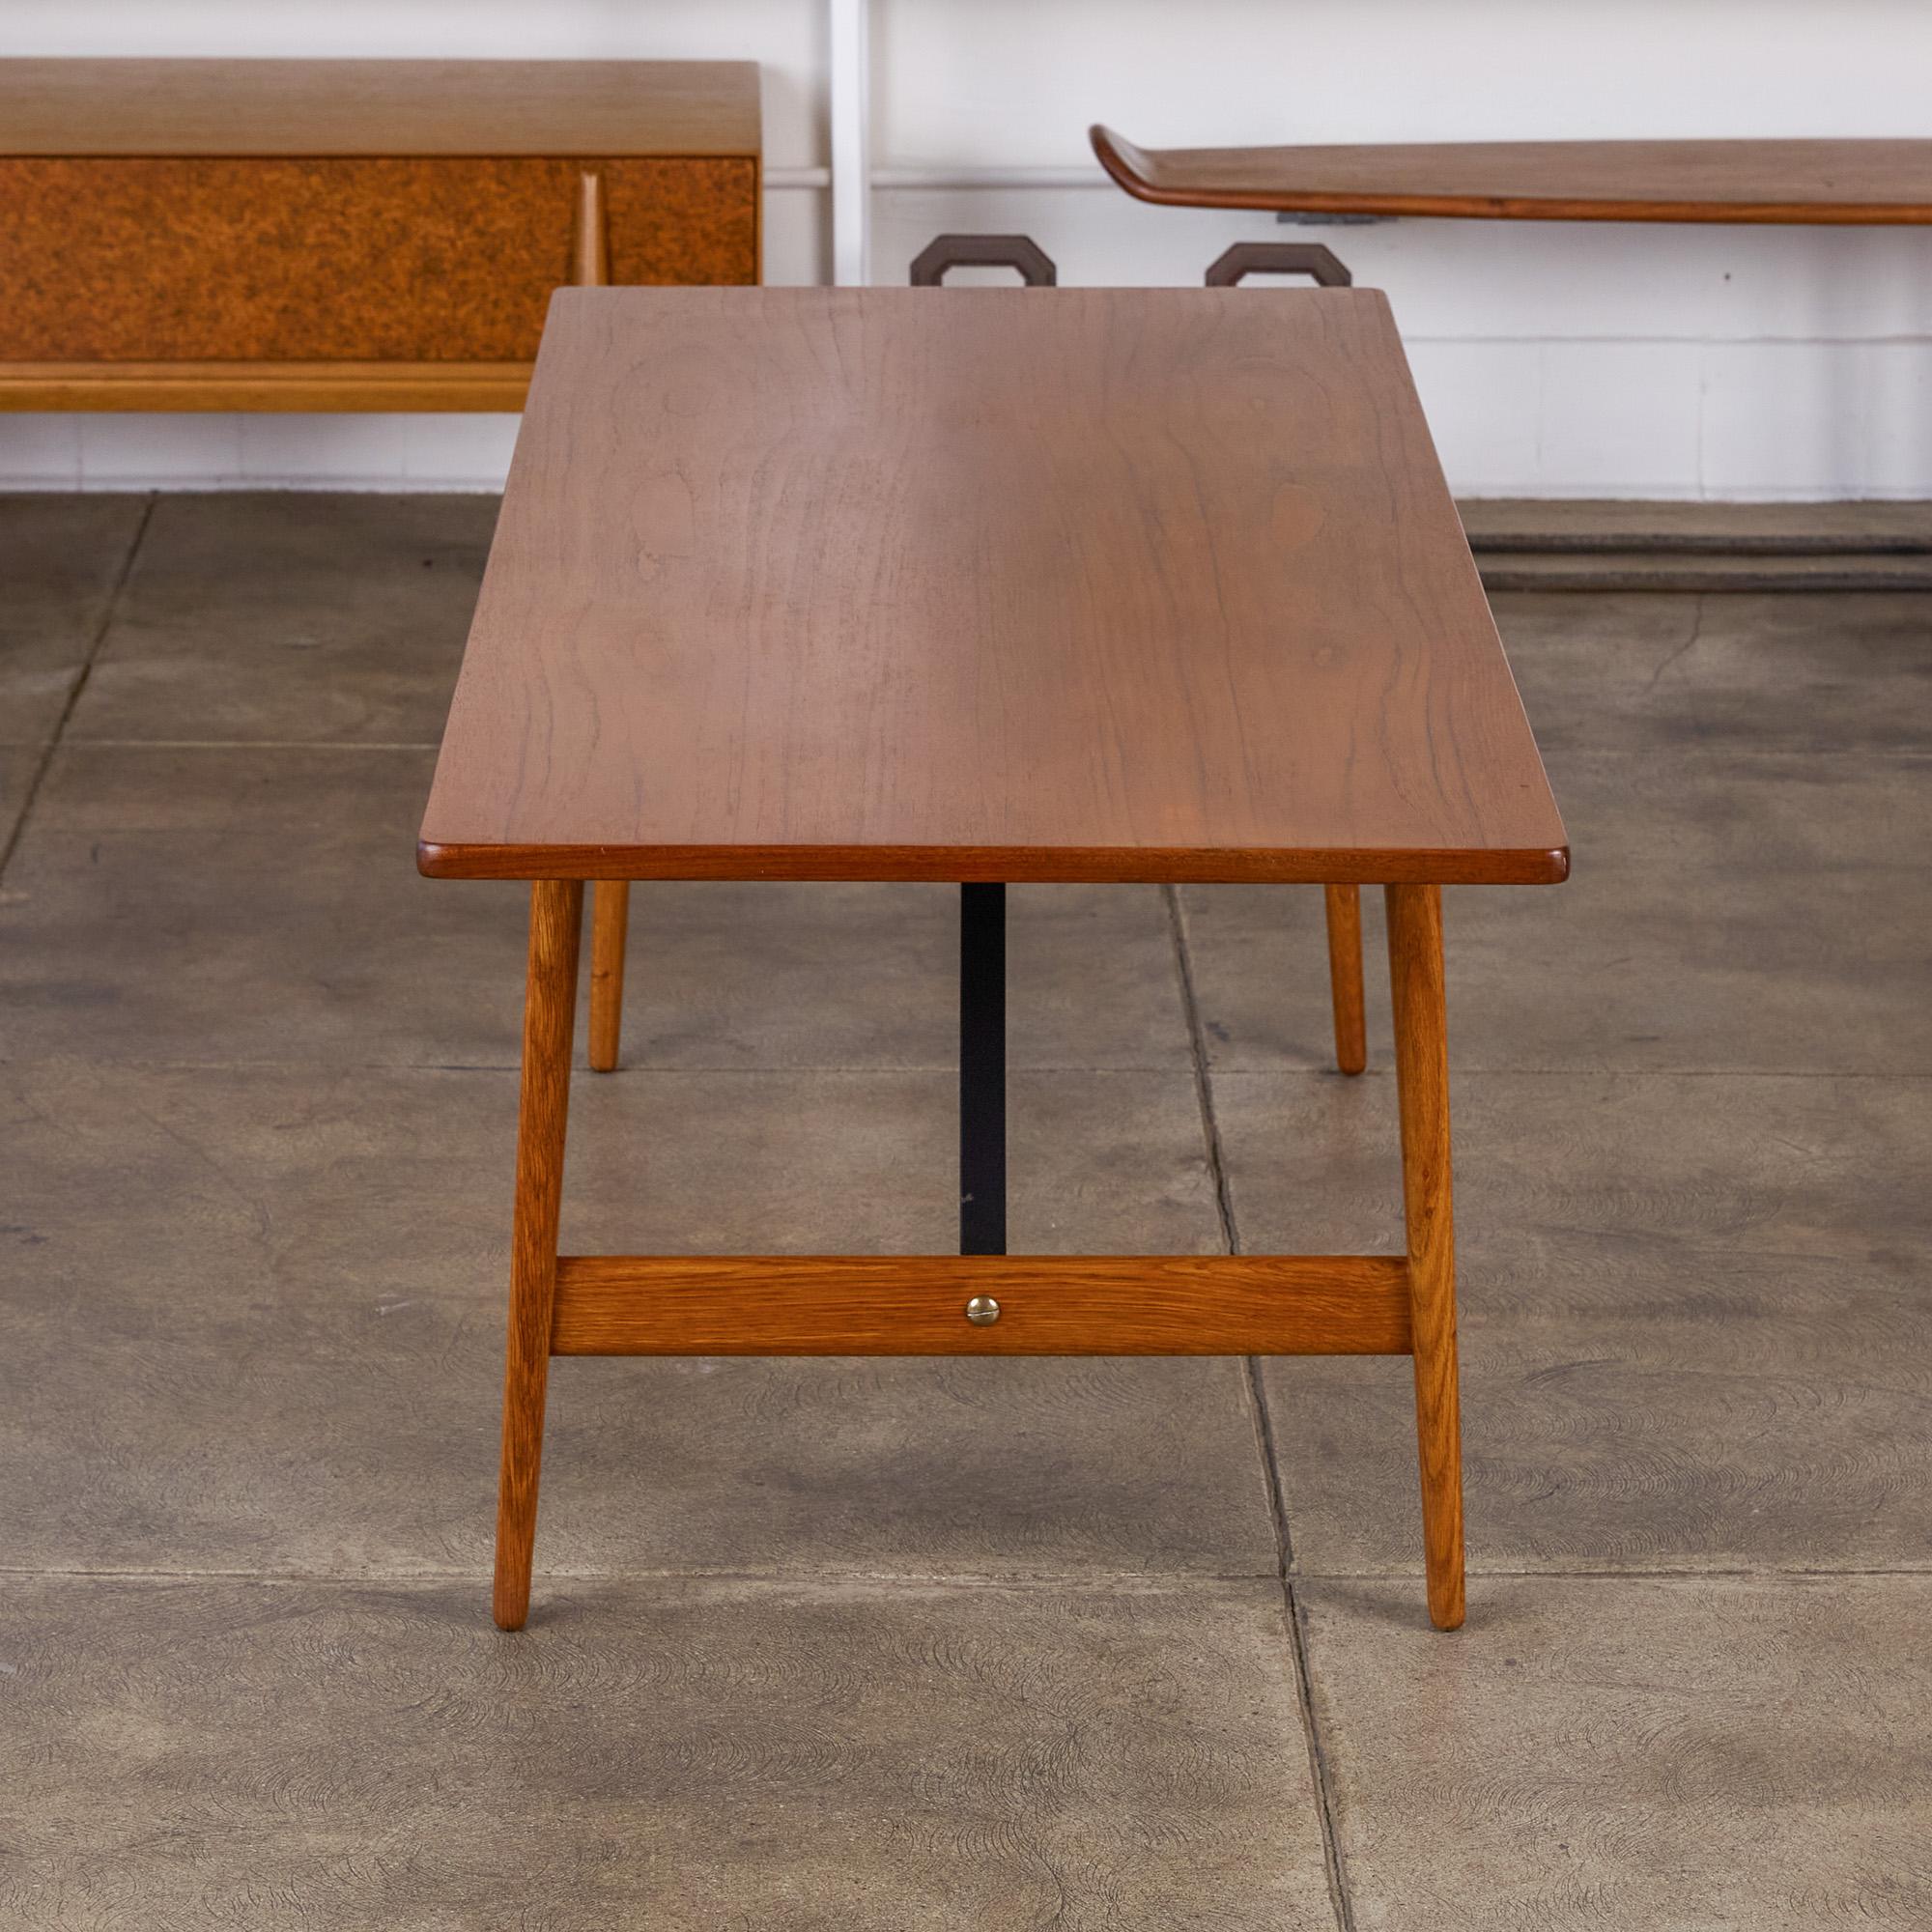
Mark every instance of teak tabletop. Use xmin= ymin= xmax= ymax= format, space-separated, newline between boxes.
xmin=418 ymin=286 xmax=1566 ymax=887
xmin=420 ymin=285 xmax=1569 ymax=1637
xmin=1091 ymin=127 xmax=1932 ymax=225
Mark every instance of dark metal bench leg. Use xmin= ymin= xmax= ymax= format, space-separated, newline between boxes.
xmin=959 ymin=882 xmax=1008 ymax=1257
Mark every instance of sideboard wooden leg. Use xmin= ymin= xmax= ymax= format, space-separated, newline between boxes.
xmin=495 ymin=879 xmax=583 ymax=1631
xmin=1323 ymin=884 xmax=1368 ymax=1075
xmin=1386 ymin=882 xmax=1465 ymax=1631
xmin=587 ymin=882 xmax=630 ymax=1072
xmin=571 ymin=166 xmax=610 ymax=286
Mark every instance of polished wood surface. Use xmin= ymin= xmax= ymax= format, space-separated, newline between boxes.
xmin=0 ymin=59 xmax=761 ymax=157
xmin=550 ymin=1254 xmax=1413 ymax=1356
xmin=494 ymin=881 xmax=582 ymax=1634
xmin=419 ymin=287 xmax=1567 ymax=887
xmin=1092 ymin=125 xmax=1932 ymax=224
xmin=1386 ymin=883 xmax=1463 ymax=1632
xmin=1323 ymin=884 xmax=1368 ymax=1076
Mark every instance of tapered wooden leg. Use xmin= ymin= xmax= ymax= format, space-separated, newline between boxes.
xmin=1323 ymin=884 xmax=1368 ymax=1075
xmin=587 ymin=882 xmax=629 ymax=1072
xmin=1385 ymin=882 xmax=1464 ymax=1631
xmin=494 ymin=879 xmax=583 ymax=1631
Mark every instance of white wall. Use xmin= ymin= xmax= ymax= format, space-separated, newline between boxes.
xmin=4 ymin=0 xmax=1930 ymax=497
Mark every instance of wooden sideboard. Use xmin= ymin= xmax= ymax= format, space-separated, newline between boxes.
xmin=0 ymin=60 xmax=761 ymax=411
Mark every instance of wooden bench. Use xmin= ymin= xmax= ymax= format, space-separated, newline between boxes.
xmin=0 ymin=59 xmax=761 ymax=413
xmin=1091 ymin=126 xmax=1932 ymax=225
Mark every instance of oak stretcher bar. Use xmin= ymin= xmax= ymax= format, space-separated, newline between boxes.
xmin=549 ymin=1254 xmax=1416 ymax=1356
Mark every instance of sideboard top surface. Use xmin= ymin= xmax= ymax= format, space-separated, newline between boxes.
xmin=0 ymin=59 xmax=761 ymax=158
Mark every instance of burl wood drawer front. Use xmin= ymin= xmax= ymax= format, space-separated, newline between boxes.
xmin=0 ymin=156 xmax=757 ymax=361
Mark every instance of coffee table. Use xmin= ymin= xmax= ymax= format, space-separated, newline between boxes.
xmin=419 ymin=286 xmax=1569 ymax=1634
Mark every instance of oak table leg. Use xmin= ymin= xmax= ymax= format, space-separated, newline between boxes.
xmin=495 ymin=879 xmax=584 ymax=1631
xmin=587 ymin=882 xmax=630 ymax=1072
xmin=1385 ymin=882 xmax=1464 ymax=1631
xmin=1322 ymin=884 xmax=1368 ymax=1075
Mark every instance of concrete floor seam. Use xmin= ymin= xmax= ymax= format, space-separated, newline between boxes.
xmin=0 ymin=491 xmax=155 ymax=884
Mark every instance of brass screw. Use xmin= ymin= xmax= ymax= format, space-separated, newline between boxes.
xmin=964 ymin=1295 xmax=1001 ymax=1326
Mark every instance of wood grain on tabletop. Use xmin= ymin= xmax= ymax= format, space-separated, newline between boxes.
xmin=418 ymin=286 xmax=1567 ymax=885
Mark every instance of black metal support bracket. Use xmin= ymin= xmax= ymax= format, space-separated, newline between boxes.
xmin=959 ymin=882 xmax=1008 ymax=1256
xmin=1205 ymin=241 xmax=1353 ymax=288
xmin=910 ymin=235 xmax=1059 ymax=287
xmin=1274 ymin=210 xmax=1394 ymax=228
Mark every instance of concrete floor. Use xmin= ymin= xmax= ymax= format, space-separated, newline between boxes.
xmin=2 ymin=492 xmax=1929 ymax=1929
